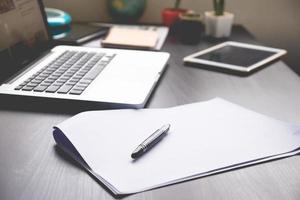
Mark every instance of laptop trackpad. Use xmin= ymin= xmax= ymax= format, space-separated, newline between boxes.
xmin=85 ymin=58 xmax=160 ymax=104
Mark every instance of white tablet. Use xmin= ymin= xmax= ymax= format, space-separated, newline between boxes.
xmin=183 ymin=41 xmax=287 ymax=73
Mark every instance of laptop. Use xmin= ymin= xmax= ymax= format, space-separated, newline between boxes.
xmin=0 ymin=0 xmax=169 ymax=108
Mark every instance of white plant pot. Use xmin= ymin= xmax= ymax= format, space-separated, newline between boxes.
xmin=204 ymin=11 xmax=234 ymax=38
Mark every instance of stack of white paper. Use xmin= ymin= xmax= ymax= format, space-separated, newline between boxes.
xmin=53 ymin=98 xmax=300 ymax=195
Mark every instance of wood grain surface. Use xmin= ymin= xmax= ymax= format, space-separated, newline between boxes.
xmin=0 ymin=26 xmax=300 ymax=200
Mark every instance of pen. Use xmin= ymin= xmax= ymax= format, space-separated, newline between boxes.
xmin=131 ymin=124 xmax=170 ymax=159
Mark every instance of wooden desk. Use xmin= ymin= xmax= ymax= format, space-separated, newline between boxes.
xmin=1 ymin=26 xmax=300 ymax=200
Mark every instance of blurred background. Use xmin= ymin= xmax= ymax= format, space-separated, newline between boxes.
xmin=44 ymin=0 xmax=300 ymax=75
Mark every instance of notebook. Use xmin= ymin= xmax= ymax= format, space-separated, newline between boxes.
xmin=85 ymin=24 xmax=169 ymax=51
xmin=53 ymin=98 xmax=300 ymax=195
xmin=101 ymin=27 xmax=159 ymax=50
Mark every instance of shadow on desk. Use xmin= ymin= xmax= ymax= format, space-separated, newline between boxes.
xmin=0 ymin=94 xmax=131 ymax=115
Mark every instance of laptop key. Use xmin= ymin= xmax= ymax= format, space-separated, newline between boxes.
xmin=44 ymin=80 xmax=55 ymax=84
xmin=83 ymin=64 xmax=106 ymax=80
xmin=76 ymin=82 xmax=90 ymax=87
xmin=18 ymin=82 xmax=27 ymax=87
xmin=31 ymin=79 xmax=43 ymax=84
xmin=68 ymin=80 xmax=78 ymax=84
xmin=22 ymin=86 xmax=34 ymax=91
xmin=57 ymin=85 xmax=73 ymax=94
xmin=63 ymin=74 xmax=72 ymax=78
xmin=41 ymin=83 xmax=51 ymax=87
xmin=27 ymin=83 xmax=39 ymax=87
xmin=33 ymin=85 xmax=48 ymax=92
xmin=70 ymin=77 xmax=81 ymax=82
xmin=69 ymin=89 xmax=83 ymax=95
xmin=65 ymin=82 xmax=76 ymax=86
xmin=101 ymin=57 xmax=111 ymax=62
xmin=78 ymin=79 xmax=92 ymax=84
xmin=72 ymin=86 xmax=87 ymax=92
xmin=37 ymin=74 xmax=49 ymax=78
xmin=46 ymin=85 xmax=60 ymax=93
xmin=47 ymin=76 xmax=57 ymax=80
xmin=14 ymin=85 xmax=23 ymax=90
xmin=76 ymin=71 xmax=86 ymax=76
xmin=56 ymin=79 xmax=67 ymax=84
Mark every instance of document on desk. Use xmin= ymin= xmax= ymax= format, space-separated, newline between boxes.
xmin=53 ymin=98 xmax=300 ymax=195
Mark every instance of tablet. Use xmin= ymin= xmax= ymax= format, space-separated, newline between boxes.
xmin=183 ymin=41 xmax=286 ymax=73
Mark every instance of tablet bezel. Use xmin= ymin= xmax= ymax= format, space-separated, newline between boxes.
xmin=183 ymin=41 xmax=287 ymax=73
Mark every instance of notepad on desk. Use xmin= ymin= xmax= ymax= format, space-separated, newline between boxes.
xmin=53 ymin=98 xmax=300 ymax=195
xmin=101 ymin=27 xmax=159 ymax=50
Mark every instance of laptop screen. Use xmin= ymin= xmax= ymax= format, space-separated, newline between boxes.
xmin=0 ymin=0 xmax=50 ymax=81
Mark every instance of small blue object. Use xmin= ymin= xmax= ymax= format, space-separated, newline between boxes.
xmin=45 ymin=8 xmax=72 ymax=27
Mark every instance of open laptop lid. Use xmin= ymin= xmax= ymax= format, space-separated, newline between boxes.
xmin=0 ymin=0 xmax=52 ymax=82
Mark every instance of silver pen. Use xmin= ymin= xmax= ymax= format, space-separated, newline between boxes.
xmin=131 ymin=124 xmax=171 ymax=159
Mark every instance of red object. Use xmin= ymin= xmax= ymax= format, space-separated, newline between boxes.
xmin=162 ymin=8 xmax=186 ymax=27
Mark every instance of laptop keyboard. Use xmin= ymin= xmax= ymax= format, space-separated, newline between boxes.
xmin=14 ymin=51 xmax=115 ymax=95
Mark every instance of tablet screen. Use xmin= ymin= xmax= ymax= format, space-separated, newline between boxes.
xmin=196 ymin=46 xmax=276 ymax=67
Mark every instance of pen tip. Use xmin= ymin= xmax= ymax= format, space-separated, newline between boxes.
xmin=131 ymin=146 xmax=143 ymax=159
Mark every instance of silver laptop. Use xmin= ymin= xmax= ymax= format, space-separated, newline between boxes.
xmin=0 ymin=0 xmax=169 ymax=108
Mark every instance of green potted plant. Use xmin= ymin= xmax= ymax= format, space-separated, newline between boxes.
xmin=162 ymin=0 xmax=187 ymax=27
xmin=204 ymin=0 xmax=234 ymax=38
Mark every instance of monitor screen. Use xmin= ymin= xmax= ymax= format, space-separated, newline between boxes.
xmin=0 ymin=0 xmax=49 ymax=81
